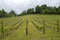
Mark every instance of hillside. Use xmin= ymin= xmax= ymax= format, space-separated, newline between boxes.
xmin=0 ymin=14 xmax=60 ymax=40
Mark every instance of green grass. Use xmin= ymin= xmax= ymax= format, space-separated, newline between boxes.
xmin=0 ymin=14 xmax=60 ymax=40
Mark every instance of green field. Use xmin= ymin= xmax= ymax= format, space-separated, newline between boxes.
xmin=0 ymin=14 xmax=60 ymax=40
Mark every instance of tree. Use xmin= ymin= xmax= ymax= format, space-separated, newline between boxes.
xmin=9 ymin=10 xmax=17 ymax=17
xmin=41 ymin=5 xmax=47 ymax=10
xmin=57 ymin=9 xmax=60 ymax=14
xmin=57 ymin=6 xmax=60 ymax=14
xmin=0 ymin=9 xmax=8 ymax=18
xmin=41 ymin=5 xmax=48 ymax=14
xmin=35 ymin=5 xmax=41 ymax=13
xmin=20 ymin=10 xmax=27 ymax=15
xmin=27 ymin=8 xmax=34 ymax=14
xmin=42 ymin=10 xmax=47 ymax=14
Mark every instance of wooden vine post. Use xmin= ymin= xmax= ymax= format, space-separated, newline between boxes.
xmin=56 ymin=20 xmax=59 ymax=32
xmin=1 ymin=21 xmax=4 ymax=40
xmin=26 ymin=20 xmax=28 ymax=36
xmin=43 ymin=20 xmax=45 ymax=34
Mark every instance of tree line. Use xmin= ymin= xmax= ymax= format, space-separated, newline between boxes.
xmin=20 ymin=4 xmax=60 ymax=15
xmin=0 ymin=9 xmax=17 ymax=18
xmin=0 ymin=4 xmax=60 ymax=18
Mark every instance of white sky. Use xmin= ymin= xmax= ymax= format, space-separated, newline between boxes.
xmin=0 ymin=0 xmax=60 ymax=14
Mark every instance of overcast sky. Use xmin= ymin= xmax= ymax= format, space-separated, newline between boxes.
xmin=0 ymin=0 xmax=60 ymax=14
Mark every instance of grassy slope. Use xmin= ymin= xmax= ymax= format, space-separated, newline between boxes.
xmin=0 ymin=14 xmax=60 ymax=40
